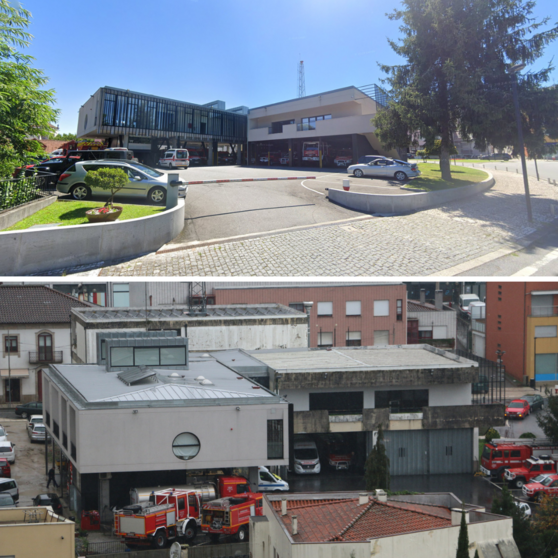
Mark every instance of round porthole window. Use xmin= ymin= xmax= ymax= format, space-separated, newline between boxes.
xmin=172 ymin=432 xmax=200 ymax=460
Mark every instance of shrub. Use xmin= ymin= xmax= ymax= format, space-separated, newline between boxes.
xmin=485 ymin=427 xmax=501 ymax=443
xmin=519 ymin=432 xmax=537 ymax=439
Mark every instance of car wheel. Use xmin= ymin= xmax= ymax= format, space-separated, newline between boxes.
xmin=395 ymin=171 xmax=408 ymax=181
xmin=152 ymin=530 xmax=167 ymax=549
xmin=70 ymin=184 xmax=91 ymax=200
xmin=354 ymin=169 xmax=364 ymax=178
xmin=148 ymin=187 xmax=166 ymax=205
xmin=21 ymin=412 xmax=28 ymax=419
xmin=183 ymin=521 xmax=196 ymax=541
xmin=237 ymin=526 xmax=248 ymax=542
xmin=514 ymin=478 xmax=525 ymax=489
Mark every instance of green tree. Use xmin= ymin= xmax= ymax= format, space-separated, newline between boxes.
xmin=0 ymin=0 xmax=59 ymax=178
xmin=417 ymin=140 xmax=458 ymax=158
xmin=84 ymin=167 xmax=129 ymax=207
xmin=364 ymin=425 xmax=390 ymax=491
xmin=52 ymin=132 xmax=77 ymax=141
xmin=456 ymin=510 xmax=469 ymax=558
xmin=537 ymin=393 xmax=558 ymax=444
xmin=373 ymin=0 xmax=558 ymax=181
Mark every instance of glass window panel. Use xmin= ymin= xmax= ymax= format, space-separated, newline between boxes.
xmin=346 ymin=301 xmax=361 ymax=316
xmin=161 ymin=347 xmax=186 ymax=365
xmin=374 ymin=300 xmax=390 ymax=316
xmin=535 ymin=353 xmax=558 ymax=376
xmin=135 ymin=348 xmax=159 ymax=366
xmin=111 ymin=347 xmax=133 ymax=367
xmin=317 ymin=301 xmax=333 ymax=315
xmin=318 ymin=332 xmax=333 ymax=346
xmin=103 ymin=93 xmax=116 ymax=126
xmin=173 ymin=432 xmax=200 ymax=460
xmin=535 ymin=326 xmax=557 ymax=338
xmin=267 ymin=420 xmax=283 ymax=459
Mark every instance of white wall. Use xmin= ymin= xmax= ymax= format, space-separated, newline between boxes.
xmin=407 ymin=310 xmax=457 ymax=340
xmin=77 ymin=89 xmax=101 ymax=137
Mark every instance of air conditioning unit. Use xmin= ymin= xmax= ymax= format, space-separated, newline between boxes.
xmin=99 ymin=473 xmax=112 ymax=480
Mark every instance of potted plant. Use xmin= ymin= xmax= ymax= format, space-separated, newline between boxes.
xmin=83 ymin=167 xmax=129 ymax=223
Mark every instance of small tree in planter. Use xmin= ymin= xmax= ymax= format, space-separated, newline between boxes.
xmin=84 ymin=167 xmax=129 ymax=209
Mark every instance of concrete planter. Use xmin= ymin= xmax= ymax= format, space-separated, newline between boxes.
xmin=0 ymin=199 xmax=185 ymax=275
xmin=85 ymin=206 xmax=123 ymax=223
xmin=328 ymin=173 xmax=495 ymax=216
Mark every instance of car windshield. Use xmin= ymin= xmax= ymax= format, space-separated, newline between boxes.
xmin=0 ymin=428 xmax=5 ymax=436
xmin=541 ymin=476 xmax=555 ymax=486
xmin=0 ymin=494 xmax=13 ymax=505
xmin=128 ymin=162 xmax=163 ymax=177
xmin=532 ymin=475 xmax=548 ymax=483
xmin=509 ymin=402 xmax=525 ymax=408
xmin=482 ymin=446 xmax=492 ymax=460
xmin=295 ymin=448 xmax=318 ymax=460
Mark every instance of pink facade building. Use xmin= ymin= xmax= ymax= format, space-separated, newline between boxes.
xmin=211 ymin=282 xmax=407 ymax=348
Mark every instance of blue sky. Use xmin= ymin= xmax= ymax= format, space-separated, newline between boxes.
xmin=15 ymin=0 xmax=558 ymax=134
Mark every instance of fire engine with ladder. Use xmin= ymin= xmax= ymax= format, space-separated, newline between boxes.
xmin=114 ymin=488 xmax=201 ymax=549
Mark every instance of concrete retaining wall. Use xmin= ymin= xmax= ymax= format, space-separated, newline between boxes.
xmin=327 ymin=174 xmax=494 ymax=215
xmin=0 ymin=199 xmax=185 ymax=275
xmin=0 ymin=195 xmax=57 ymax=230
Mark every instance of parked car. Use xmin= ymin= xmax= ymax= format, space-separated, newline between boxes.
xmin=258 ymin=466 xmax=289 ymax=492
xmin=0 ymin=426 xmax=7 ymax=442
xmin=505 ymin=399 xmax=531 ymax=420
xmin=0 ymin=442 xmax=15 ymax=464
xmin=293 ymin=440 xmax=321 ymax=475
xmin=458 ymin=293 xmax=480 ymax=318
xmin=14 ymin=401 xmax=42 ymax=419
xmin=0 ymin=458 xmax=11 ymax=478
xmin=523 ymin=474 xmax=558 ymax=502
xmin=159 ymin=149 xmax=190 ymax=169
xmin=27 ymin=415 xmax=44 ymax=433
xmin=32 ymin=493 xmax=63 ymax=515
xmin=0 ymin=493 xmax=16 ymax=508
xmin=0 ymin=478 xmax=18 ymax=502
xmin=357 ymin=155 xmax=387 ymax=165
xmin=480 ymin=153 xmax=512 ymax=161
xmin=347 ymin=158 xmax=420 ymax=181
xmin=520 ymin=394 xmax=544 ymax=412
xmin=28 ymin=423 xmax=49 ymax=443
xmin=57 ymin=160 xmax=170 ymax=205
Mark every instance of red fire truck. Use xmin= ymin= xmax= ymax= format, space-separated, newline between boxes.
xmin=114 ymin=489 xmax=201 ymax=549
xmin=201 ymin=491 xmax=263 ymax=543
xmin=504 ymin=457 xmax=558 ymax=489
xmin=481 ymin=438 xmax=558 ymax=481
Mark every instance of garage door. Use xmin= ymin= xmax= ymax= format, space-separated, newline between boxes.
xmin=384 ymin=429 xmax=473 ymax=476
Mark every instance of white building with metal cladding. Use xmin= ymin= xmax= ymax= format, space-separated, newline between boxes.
xmin=70 ymin=304 xmax=308 ymax=366
xmin=214 ymin=345 xmax=504 ymax=476
xmin=44 ymin=336 xmax=288 ymax=519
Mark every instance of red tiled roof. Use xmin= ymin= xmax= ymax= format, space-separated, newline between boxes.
xmin=407 ymin=300 xmax=439 ymax=312
xmin=273 ymin=497 xmax=450 ymax=542
xmin=38 ymin=139 xmax=66 ymax=153
xmin=0 ymin=286 xmax=95 ymax=324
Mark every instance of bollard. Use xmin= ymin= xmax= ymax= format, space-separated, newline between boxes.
xmin=342 ymin=179 xmax=350 ymax=191
xmin=166 ymin=173 xmax=181 ymax=210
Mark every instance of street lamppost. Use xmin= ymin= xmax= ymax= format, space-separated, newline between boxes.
xmin=509 ymin=63 xmax=533 ymax=223
xmin=533 ymin=336 xmax=539 ymax=391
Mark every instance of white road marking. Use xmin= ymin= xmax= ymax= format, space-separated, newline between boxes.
xmin=511 ymin=247 xmax=558 ymax=276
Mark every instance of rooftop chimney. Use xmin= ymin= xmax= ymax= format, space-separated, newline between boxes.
xmin=420 ymin=289 xmax=426 ymax=305
xmin=359 ymin=493 xmax=369 ymax=506
xmin=451 ymin=509 xmax=469 ymax=526
xmin=292 ymin=515 xmax=298 ymax=536
xmin=281 ymin=498 xmax=287 ymax=516
xmin=435 ymin=289 xmax=443 ymax=311
xmin=375 ymin=489 xmax=387 ymax=503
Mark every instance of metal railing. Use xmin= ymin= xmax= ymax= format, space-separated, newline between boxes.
xmin=472 ymin=320 xmax=486 ymax=333
xmin=0 ymin=173 xmax=56 ymax=212
xmin=75 ymin=539 xmax=127 ymax=556
xmin=530 ymin=305 xmax=558 ymax=317
xmin=29 ymin=351 xmax=63 ymax=364
xmin=297 ymin=122 xmax=316 ymax=131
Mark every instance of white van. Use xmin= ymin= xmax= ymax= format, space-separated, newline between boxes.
xmin=293 ymin=441 xmax=321 ymax=475
xmin=258 ymin=466 xmax=289 ymax=492
xmin=458 ymin=293 xmax=480 ymax=317
xmin=0 ymin=477 xmax=19 ymax=502
xmin=159 ymin=149 xmax=190 ymax=169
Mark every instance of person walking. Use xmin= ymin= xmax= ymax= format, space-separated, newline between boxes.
xmin=47 ymin=467 xmax=58 ymax=489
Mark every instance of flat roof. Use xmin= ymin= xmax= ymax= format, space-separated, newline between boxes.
xmin=49 ymin=356 xmax=277 ymax=408
xmin=211 ymin=282 xmax=403 ymax=290
xmin=247 ymin=345 xmax=476 ymax=372
xmin=73 ymin=303 xmax=305 ymax=323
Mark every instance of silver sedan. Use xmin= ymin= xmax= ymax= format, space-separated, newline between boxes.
xmin=347 ymin=159 xmax=420 ymax=181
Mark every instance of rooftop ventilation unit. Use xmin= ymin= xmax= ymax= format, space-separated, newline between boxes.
xmin=200 ymin=379 xmax=214 ymax=385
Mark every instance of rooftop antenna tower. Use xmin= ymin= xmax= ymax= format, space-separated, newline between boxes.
xmin=188 ymin=282 xmax=207 ymax=316
xmin=298 ymin=61 xmax=306 ymax=98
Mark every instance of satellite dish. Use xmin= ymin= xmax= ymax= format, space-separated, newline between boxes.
xmin=169 ymin=541 xmax=182 ymax=558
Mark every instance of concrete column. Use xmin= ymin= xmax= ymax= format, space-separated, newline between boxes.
xmin=207 ymin=142 xmax=214 ymax=166
xmin=352 ymin=134 xmax=359 ymax=164
xmin=236 ymin=143 xmax=242 ymax=165
xmin=99 ymin=475 xmax=111 ymax=520
xmin=288 ymin=139 xmax=293 ymax=166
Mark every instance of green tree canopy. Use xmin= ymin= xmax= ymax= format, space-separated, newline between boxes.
xmin=373 ymin=0 xmax=558 ymax=180
xmin=364 ymin=425 xmax=390 ymax=491
xmin=537 ymin=393 xmax=558 ymax=444
xmin=52 ymin=132 xmax=77 ymax=141
xmin=84 ymin=167 xmax=129 ymax=207
xmin=0 ymin=0 xmax=58 ymax=178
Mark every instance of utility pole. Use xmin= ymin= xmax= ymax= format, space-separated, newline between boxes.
xmin=7 ymin=328 xmax=11 ymax=409
xmin=298 ymin=61 xmax=306 ymax=98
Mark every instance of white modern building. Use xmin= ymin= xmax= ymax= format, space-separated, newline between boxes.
xmin=250 ymin=491 xmax=520 ymax=558
xmin=70 ymin=303 xmax=308 ymax=364
xmin=248 ymin=85 xmax=400 ymax=167
xmin=0 ymin=286 xmax=92 ymax=404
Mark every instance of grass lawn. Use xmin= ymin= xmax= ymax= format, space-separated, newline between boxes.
xmin=3 ymin=201 xmax=165 ymax=231
xmin=405 ymin=163 xmax=490 ymax=191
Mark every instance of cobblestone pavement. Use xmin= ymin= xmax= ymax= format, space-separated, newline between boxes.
xmin=63 ymin=170 xmax=558 ymax=276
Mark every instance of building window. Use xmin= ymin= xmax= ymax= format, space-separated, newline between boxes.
xmin=374 ymin=330 xmax=389 ymax=345
xmin=113 ymin=283 xmax=130 ymax=307
xmin=289 ymin=302 xmax=305 ymax=313
xmin=375 ymin=389 xmax=429 ymax=413
xmin=419 ymin=330 xmax=433 ymax=339
xmin=110 ymin=345 xmax=187 ymax=368
xmin=267 ymin=420 xmax=283 ymax=459
xmin=38 ymin=333 xmax=53 ymax=361
xmin=172 ymin=432 xmax=200 ymax=460
xmin=310 ymin=391 xmax=363 ymax=414
xmin=535 ymin=354 xmax=558 ymax=380
xmin=317 ymin=331 xmax=333 ymax=347
xmin=397 ymin=299 xmax=403 ymax=321
xmin=346 ymin=331 xmax=361 ymax=346
xmin=3 ymin=335 xmax=18 ymax=356
xmin=535 ymin=325 xmax=558 ymax=338
xmin=53 ymin=420 xmax=59 ymax=438
xmin=317 ymin=302 xmax=333 ymax=316
xmin=374 ymin=300 xmax=389 ymax=316
xmin=398 ymin=448 xmax=406 ymax=458
xmin=346 ymin=301 xmax=361 ymax=316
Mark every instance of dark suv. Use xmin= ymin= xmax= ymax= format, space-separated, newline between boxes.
xmin=480 ymin=153 xmax=512 ymax=161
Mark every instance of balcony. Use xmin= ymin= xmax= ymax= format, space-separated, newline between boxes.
xmin=530 ymin=306 xmax=558 ymax=317
xmin=29 ymin=351 xmax=63 ymax=364
xmin=472 ymin=320 xmax=486 ymax=333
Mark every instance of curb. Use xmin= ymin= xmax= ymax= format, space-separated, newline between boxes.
xmin=183 ymin=176 xmax=316 ymax=185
